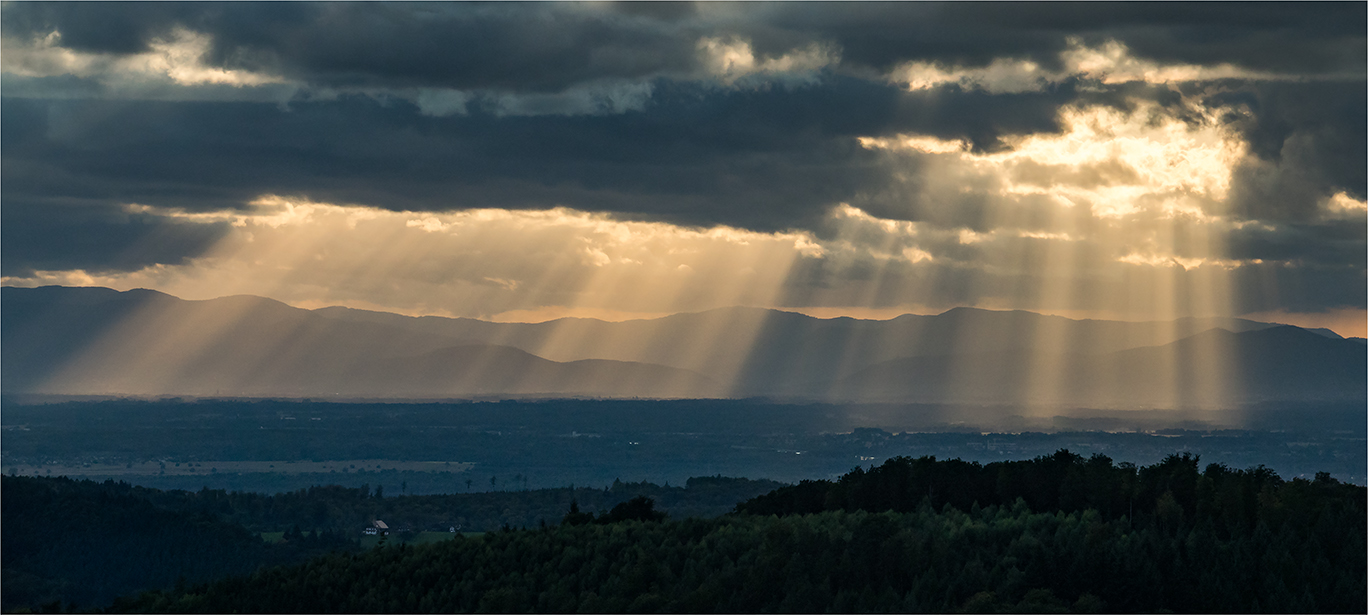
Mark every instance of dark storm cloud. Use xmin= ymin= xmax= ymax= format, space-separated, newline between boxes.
xmin=5 ymin=2 xmax=1362 ymax=91
xmin=0 ymin=98 xmax=231 ymax=275
xmin=1 ymin=75 xmax=1099 ymax=261
xmin=0 ymin=196 xmax=229 ymax=277
xmin=749 ymin=2 xmax=1365 ymax=75
xmin=216 ymin=4 xmax=698 ymax=92
xmin=1204 ymin=81 xmax=1368 ymax=221
xmin=1225 ymin=219 xmax=1368 ymax=268
xmin=0 ymin=2 xmax=202 ymax=55
xmin=3 ymin=2 xmax=705 ymax=92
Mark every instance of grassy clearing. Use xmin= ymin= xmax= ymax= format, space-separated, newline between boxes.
xmin=359 ymin=531 xmax=484 ymax=549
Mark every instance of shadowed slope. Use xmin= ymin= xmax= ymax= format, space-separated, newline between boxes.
xmin=337 ymin=345 xmax=721 ymax=398
xmin=834 ymin=326 xmax=1366 ymax=405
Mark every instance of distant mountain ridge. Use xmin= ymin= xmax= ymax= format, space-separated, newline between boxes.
xmin=310 ymin=301 xmax=1350 ymax=399
xmin=831 ymin=325 xmax=1364 ymax=405
xmin=1 ymin=286 xmax=715 ymax=399
xmin=2 ymin=286 xmax=1363 ymax=404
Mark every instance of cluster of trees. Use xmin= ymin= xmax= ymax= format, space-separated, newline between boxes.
xmin=6 ymin=475 xmax=779 ymax=535
xmin=0 ymin=474 xmax=781 ymax=611
xmin=112 ymin=500 xmax=1364 ymax=613
xmin=109 ymin=451 xmax=1365 ymax=613
xmin=737 ymin=451 xmax=1363 ymax=535
xmin=0 ymin=477 xmax=352 ymax=611
xmin=562 ymin=496 xmax=669 ymax=526
xmin=52 ymin=469 xmax=494 ymax=499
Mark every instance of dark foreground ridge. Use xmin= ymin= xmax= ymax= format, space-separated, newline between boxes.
xmin=104 ymin=452 xmax=1364 ymax=613
xmin=0 ymin=476 xmax=353 ymax=611
xmin=0 ymin=474 xmax=780 ymax=611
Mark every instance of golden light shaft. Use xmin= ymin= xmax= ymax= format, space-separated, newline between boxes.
xmin=14 ymin=91 xmax=1340 ymax=404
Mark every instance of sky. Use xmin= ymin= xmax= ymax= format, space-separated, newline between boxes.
xmin=3 ymin=2 xmax=1365 ymax=336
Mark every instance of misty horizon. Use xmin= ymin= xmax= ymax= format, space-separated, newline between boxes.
xmin=8 ymin=283 xmax=1365 ymax=336
xmin=5 ymin=285 xmax=1363 ymax=406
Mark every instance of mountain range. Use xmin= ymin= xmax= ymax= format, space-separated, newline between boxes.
xmin=3 ymin=286 xmax=1363 ymax=405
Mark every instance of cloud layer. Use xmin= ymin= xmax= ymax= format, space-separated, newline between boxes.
xmin=2 ymin=2 xmax=1363 ymax=329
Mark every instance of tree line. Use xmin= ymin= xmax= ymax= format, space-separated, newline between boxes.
xmin=0 ymin=476 xmax=353 ymax=611
xmin=737 ymin=450 xmax=1360 ymax=537
xmin=0 ymin=474 xmax=780 ymax=611
xmin=108 ymin=451 xmax=1365 ymax=613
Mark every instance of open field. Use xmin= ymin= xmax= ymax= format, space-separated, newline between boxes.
xmin=359 ymin=532 xmax=482 ymax=549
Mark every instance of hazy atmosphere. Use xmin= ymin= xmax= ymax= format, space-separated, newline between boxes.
xmin=3 ymin=2 xmax=1364 ymax=334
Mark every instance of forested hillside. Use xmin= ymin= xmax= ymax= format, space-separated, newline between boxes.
xmin=0 ymin=477 xmax=351 ymax=610
xmin=736 ymin=450 xmax=1357 ymax=526
xmin=0 ymin=474 xmax=780 ymax=611
xmin=4 ymin=474 xmax=780 ymax=534
xmin=110 ymin=452 xmax=1366 ymax=613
